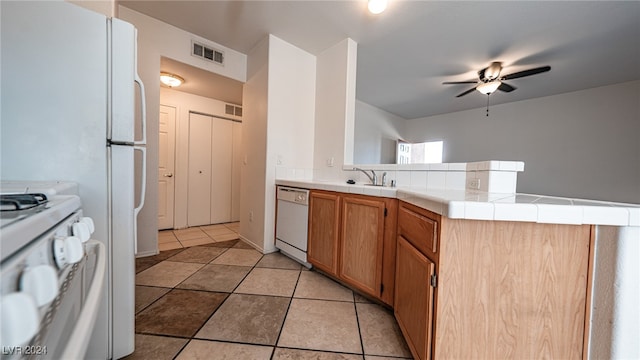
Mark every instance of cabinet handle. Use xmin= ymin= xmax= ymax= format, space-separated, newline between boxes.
xmin=163 ymin=173 xmax=173 ymax=177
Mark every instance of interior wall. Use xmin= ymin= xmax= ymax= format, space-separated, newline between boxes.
xmin=354 ymin=100 xmax=406 ymax=164
xmin=404 ymin=80 xmax=640 ymax=203
xmin=118 ymin=6 xmax=247 ymax=256
xmin=590 ymin=226 xmax=640 ymax=359
xmin=240 ymin=36 xmax=269 ymax=251
xmin=314 ymin=38 xmax=358 ymax=181
xmin=160 ymin=87 xmax=242 ymax=229
xmin=264 ymin=35 xmax=317 ymax=253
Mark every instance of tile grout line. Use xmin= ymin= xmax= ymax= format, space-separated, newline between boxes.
xmin=353 ymin=292 xmax=367 ymax=359
xmin=268 ymin=268 xmax=302 ymax=360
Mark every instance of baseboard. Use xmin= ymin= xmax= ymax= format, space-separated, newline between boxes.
xmin=237 ymin=234 xmax=278 ymax=254
xmin=135 ymin=249 xmax=159 ymax=258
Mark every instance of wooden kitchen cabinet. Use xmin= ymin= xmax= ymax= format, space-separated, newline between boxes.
xmin=395 ymin=202 xmax=440 ymax=360
xmin=395 ymin=235 xmax=436 ymax=360
xmin=394 ymin=200 xmax=593 ymax=360
xmin=307 ymin=190 xmax=397 ymax=306
xmin=307 ymin=191 xmax=341 ymax=274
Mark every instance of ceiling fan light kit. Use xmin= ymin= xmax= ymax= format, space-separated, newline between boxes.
xmin=477 ymin=80 xmax=501 ymax=95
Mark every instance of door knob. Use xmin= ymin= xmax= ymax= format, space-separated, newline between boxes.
xmin=164 ymin=173 xmax=173 ymax=177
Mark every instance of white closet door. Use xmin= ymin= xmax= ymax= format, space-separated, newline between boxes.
xmin=188 ymin=113 xmax=212 ymax=226
xmin=210 ymin=118 xmax=233 ymax=224
xmin=231 ymin=122 xmax=242 ymax=222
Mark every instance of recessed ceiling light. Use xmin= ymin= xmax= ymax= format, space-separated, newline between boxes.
xmin=160 ymin=72 xmax=184 ymax=87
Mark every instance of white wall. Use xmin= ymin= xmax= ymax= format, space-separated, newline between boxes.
xmin=264 ymin=35 xmax=317 ymax=252
xmin=403 ymin=81 xmax=640 ymax=203
xmin=314 ymin=38 xmax=358 ymax=181
xmin=119 ymin=6 xmax=247 ymax=256
xmin=160 ymin=88 xmax=242 ymax=229
xmin=240 ymin=35 xmax=317 ymax=253
xmin=240 ymin=36 xmax=269 ymax=251
xmin=589 ymin=225 xmax=640 ymax=359
xmin=354 ymin=100 xmax=406 ymax=164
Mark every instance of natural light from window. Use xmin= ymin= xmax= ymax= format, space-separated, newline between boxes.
xmin=397 ymin=140 xmax=443 ymax=164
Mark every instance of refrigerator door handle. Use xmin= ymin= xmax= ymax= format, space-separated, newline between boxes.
xmin=134 ymin=74 xmax=146 ymax=146
xmin=133 ymin=145 xmax=146 ymax=254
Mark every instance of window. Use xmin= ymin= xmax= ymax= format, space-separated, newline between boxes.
xmin=397 ymin=140 xmax=443 ymax=164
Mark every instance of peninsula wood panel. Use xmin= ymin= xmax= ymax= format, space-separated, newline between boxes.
xmin=307 ymin=191 xmax=341 ymax=274
xmin=339 ymin=195 xmax=385 ymax=297
xmin=435 ymin=219 xmax=591 ymax=359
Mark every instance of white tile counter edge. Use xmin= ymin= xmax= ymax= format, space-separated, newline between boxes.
xmin=275 ymin=179 xmax=640 ymax=226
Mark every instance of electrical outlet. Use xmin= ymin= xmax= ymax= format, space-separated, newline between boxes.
xmin=249 ymin=211 xmax=254 ymax=222
xmin=467 ymin=178 xmax=481 ymax=190
xmin=326 ymin=157 xmax=334 ymax=167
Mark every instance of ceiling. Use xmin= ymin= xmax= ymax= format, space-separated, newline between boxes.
xmin=160 ymin=56 xmax=243 ymax=105
xmin=122 ymin=0 xmax=640 ymax=120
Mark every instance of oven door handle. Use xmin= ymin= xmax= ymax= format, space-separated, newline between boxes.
xmin=59 ymin=240 xmax=106 ymax=359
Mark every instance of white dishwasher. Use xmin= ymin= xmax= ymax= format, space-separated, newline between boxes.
xmin=275 ymin=186 xmax=311 ymax=268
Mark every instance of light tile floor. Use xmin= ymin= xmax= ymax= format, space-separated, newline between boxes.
xmin=158 ymin=222 xmax=241 ymax=251
xmin=126 ymin=225 xmax=412 ymax=360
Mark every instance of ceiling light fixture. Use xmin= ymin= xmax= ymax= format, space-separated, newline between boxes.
xmin=160 ymin=72 xmax=184 ymax=87
xmin=476 ymin=80 xmax=501 ymax=95
xmin=368 ymin=0 xmax=387 ymax=14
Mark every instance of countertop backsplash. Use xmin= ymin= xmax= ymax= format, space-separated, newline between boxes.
xmin=275 ymin=160 xmax=525 ymax=194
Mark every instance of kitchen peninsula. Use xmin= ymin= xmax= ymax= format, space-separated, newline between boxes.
xmin=275 ymin=160 xmax=639 ymax=360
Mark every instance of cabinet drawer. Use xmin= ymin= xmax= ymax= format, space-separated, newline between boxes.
xmin=398 ymin=204 xmax=438 ymax=256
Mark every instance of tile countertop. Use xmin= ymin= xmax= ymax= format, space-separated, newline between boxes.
xmin=275 ymin=179 xmax=640 ymax=227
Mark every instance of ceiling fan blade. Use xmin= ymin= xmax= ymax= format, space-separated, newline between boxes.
xmin=501 ymin=65 xmax=551 ymax=80
xmin=456 ymin=87 xmax=477 ymax=97
xmin=443 ymin=81 xmax=478 ymax=85
xmin=498 ymin=82 xmax=516 ymax=92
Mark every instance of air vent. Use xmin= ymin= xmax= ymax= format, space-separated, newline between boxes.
xmin=192 ymin=40 xmax=224 ymax=65
xmin=225 ymin=104 xmax=242 ymax=118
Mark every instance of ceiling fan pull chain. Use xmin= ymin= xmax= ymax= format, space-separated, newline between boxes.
xmin=486 ymin=95 xmax=490 ymax=117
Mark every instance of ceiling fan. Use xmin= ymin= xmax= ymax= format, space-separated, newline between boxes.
xmin=443 ymin=62 xmax=551 ymax=98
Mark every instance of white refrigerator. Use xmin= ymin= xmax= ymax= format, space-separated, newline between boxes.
xmin=1 ymin=1 xmax=146 ymax=359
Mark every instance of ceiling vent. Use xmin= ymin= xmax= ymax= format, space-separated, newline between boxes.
xmin=192 ymin=40 xmax=224 ymax=65
xmin=225 ymin=104 xmax=242 ymax=117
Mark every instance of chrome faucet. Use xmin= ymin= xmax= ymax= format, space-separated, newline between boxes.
xmin=353 ymin=167 xmax=377 ymax=186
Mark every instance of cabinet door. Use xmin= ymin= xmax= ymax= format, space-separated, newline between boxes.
xmin=339 ymin=195 xmax=385 ymax=297
xmin=307 ymin=191 xmax=341 ymax=274
xmin=395 ymin=235 xmax=435 ymax=360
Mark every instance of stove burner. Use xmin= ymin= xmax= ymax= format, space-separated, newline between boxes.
xmin=0 ymin=193 xmax=48 ymax=211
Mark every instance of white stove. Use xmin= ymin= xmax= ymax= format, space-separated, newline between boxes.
xmin=0 ymin=181 xmax=105 ymax=359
